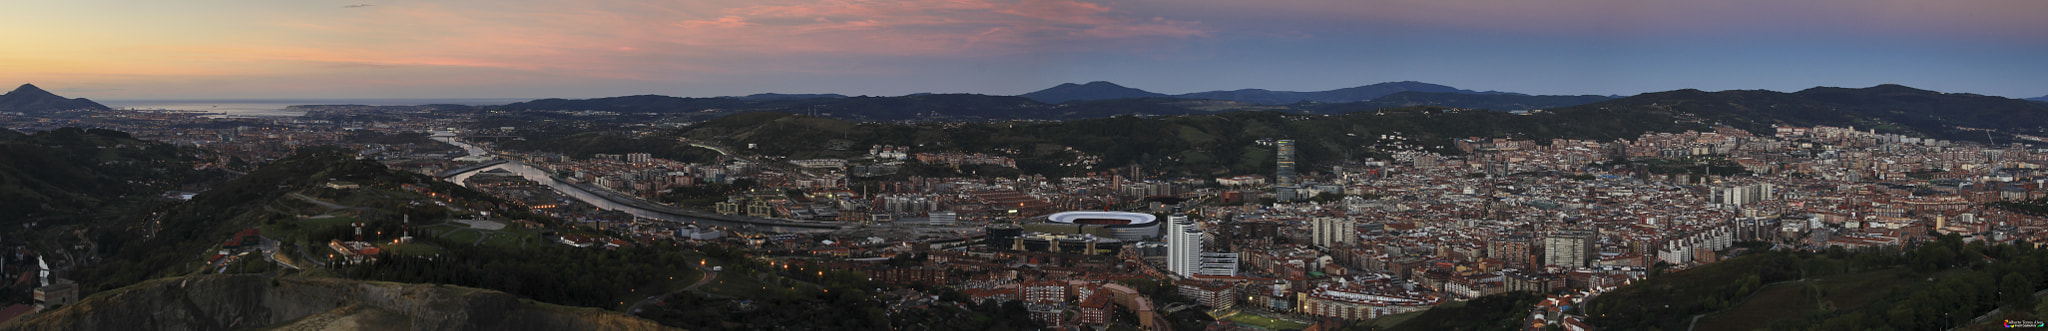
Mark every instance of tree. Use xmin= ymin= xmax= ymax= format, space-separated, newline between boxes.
xmin=2005 ymin=272 xmax=2039 ymax=310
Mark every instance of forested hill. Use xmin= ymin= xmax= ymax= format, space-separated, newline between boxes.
xmin=1559 ymin=84 xmax=2048 ymax=142
xmin=70 ymin=146 xmax=472 ymax=293
xmin=1343 ymin=91 xmax=1613 ymax=111
xmin=52 ymin=145 xmax=923 ymax=330
xmin=1170 ymin=81 xmax=1511 ymax=105
xmin=7 ymin=274 xmax=673 ymax=331
xmin=534 ymin=106 xmax=1699 ymax=178
xmin=1585 ymin=236 xmax=2048 ymax=330
xmin=0 ymin=127 xmax=217 ymax=220
xmin=489 ymin=89 xmax=1613 ymax=122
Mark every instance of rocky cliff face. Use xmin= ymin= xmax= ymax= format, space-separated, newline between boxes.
xmin=0 ymin=274 xmax=674 ymax=331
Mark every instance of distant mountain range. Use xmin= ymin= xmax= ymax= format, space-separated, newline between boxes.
xmin=1326 ymin=91 xmax=1615 ymax=112
xmin=500 ymin=81 xmax=1615 ymax=122
xmin=0 ymin=83 xmax=110 ymax=113
xmin=1016 ymin=81 xmax=1167 ymax=104
xmin=2028 ymin=94 xmax=2048 ymax=103
xmin=635 ymin=106 xmax=1700 ymax=177
xmin=735 ymin=93 xmax=849 ymax=101
xmin=571 ymin=83 xmax=2047 ymax=179
xmin=1016 ymin=80 xmax=1528 ymax=104
xmin=1555 ymin=84 xmax=2048 ymax=142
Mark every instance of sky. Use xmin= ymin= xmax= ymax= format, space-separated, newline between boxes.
xmin=4 ymin=0 xmax=2046 ymax=100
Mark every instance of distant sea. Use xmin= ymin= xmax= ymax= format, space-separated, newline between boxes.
xmin=99 ymin=98 xmax=530 ymax=117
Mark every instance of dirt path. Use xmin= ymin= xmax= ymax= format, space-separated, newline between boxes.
xmin=627 ymin=267 xmax=717 ymax=313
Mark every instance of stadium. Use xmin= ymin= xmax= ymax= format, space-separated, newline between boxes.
xmin=1045 ymin=211 xmax=1160 ymax=241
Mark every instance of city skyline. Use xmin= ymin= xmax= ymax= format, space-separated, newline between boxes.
xmin=4 ymin=0 xmax=2046 ymax=100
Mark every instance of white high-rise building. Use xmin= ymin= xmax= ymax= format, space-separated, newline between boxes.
xmin=1166 ymin=215 xmax=1203 ymax=277
xmin=1166 ymin=215 xmax=1184 ymax=274
xmin=1177 ymin=228 xmax=1204 ymax=277
xmin=1311 ymin=217 xmax=1355 ymax=248
xmin=1711 ymin=183 xmax=1777 ymax=207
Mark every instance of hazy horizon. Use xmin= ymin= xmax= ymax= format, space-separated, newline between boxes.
xmin=7 ymin=0 xmax=2046 ymax=99
xmin=58 ymin=82 xmax=2043 ymax=103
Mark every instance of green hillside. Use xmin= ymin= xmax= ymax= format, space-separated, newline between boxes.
xmin=0 ymin=127 xmax=219 ymax=220
xmin=70 ymin=146 xmax=466 ymax=292
xmin=1586 ymin=236 xmax=2048 ymax=330
xmin=1560 ymin=85 xmax=2048 ymax=142
xmin=645 ymin=107 xmax=1700 ymax=177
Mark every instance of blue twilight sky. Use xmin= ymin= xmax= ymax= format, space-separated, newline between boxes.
xmin=3 ymin=0 xmax=2044 ymax=99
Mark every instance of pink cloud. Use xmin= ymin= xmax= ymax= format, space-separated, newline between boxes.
xmin=682 ymin=0 xmax=1212 ymax=55
xmin=676 ymin=16 xmax=754 ymax=29
xmin=1135 ymin=0 xmax=2048 ymax=40
xmin=995 ymin=0 xmax=1112 ymax=25
xmin=128 ymin=0 xmax=1213 ymax=89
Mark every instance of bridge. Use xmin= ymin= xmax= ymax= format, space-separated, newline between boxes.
xmin=435 ymin=159 xmax=510 ymax=179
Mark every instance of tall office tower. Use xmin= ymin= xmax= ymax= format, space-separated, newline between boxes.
xmin=1166 ymin=215 xmax=1185 ymax=275
xmin=1166 ymin=215 xmax=1202 ymax=277
xmin=1542 ymin=229 xmax=1597 ymax=268
xmin=1178 ymin=228 xmax=1204 ymax=277
xmin=1311 ymin=216 xmax=1355 ymax=248
xmin=1276 ymin=140 xmax=1298 ymax=186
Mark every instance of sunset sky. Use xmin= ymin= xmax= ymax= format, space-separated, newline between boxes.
xmin=5 ymin=0 xmax=2046 ymax=99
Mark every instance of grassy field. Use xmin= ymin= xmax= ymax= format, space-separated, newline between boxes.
xmin=1371 ymin=310 xmax=1427 ymax=328
xmin=613 ymin=270 xmax=704 ymax=310
xmin=698 ymin=271 xmax=805 ymax=299
xmin=1223 ymin=312 xmax=1312 ymax=330
xmin=378 ymin=243 xmax=445 ymax=256
xmin=414 ymin=222 xmax=464 ymax=234
xmin=404 ymin=219 xmax=544 ymax=248
xmin=440 ymin=229 xmax=483 ymax=244
xmin=476 ymin=225 xmax=541 ymax=248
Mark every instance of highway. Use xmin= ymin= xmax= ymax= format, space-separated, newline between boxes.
xmin=432 ymin=134 xmax=846 ymax=233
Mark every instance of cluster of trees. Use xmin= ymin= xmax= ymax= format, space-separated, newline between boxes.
xmin=1994 ymin=197 xmax=2048 ymax=217
xmin=74 ymin=147 xmax=387 ymax=292
xmin=1777 ymin=235 xmax=2047 ymax=330
xmin=78 ymin=146 xmax=548 ymax=295
xmin=0 ymin=127 xmax=219 ymax=219
xmin=897 ymin=294 xmax=1041 ymax=331
xmin=655 ymin=179 xmax=756 ymax=208
xmin=338 ymin=235 xmax=699 ymax=309
xmin=636 ymin=286 xmax=892 ymax=330
xmin=1586 ymin=235 xmax=2048 ymax=330
xmin=634 ymin=245 xmax=944 ymax=330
